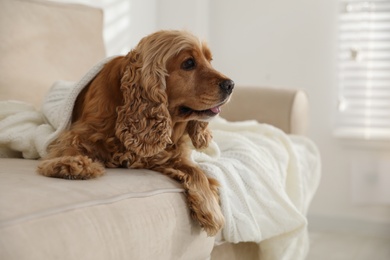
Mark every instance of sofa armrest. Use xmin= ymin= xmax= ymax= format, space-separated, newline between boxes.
xmin=220 ymin=86 xmax=309 ymax=135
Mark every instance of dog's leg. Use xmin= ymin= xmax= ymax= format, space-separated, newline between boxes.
xmin=37 ymin=131 xmax=105 ymax=180
xmin=37 ymin=155 xmax=105 ymax=180
xmin=153 ymin=162 xmax=224 ymax=236
xmin=185 ymin=168 xmax=225 ymax=236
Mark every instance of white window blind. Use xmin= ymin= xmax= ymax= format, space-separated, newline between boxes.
xmin=335 ymin=0 xmax=390 ymax=140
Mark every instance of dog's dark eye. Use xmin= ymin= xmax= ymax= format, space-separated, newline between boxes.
xmin=181 ymin=58 xmax=196 ymax=70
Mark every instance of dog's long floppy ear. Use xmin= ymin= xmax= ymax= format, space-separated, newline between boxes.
xmin=115 ymin=51 xmax=172 ymax=157
xmin=186 ymin=121 xmax=212 ymax=150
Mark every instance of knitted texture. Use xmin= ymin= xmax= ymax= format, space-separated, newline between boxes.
xmin=193 ymin=118 xmax=321 ymax=260
xmin=0 ymin=56 xmax=115 ymax=158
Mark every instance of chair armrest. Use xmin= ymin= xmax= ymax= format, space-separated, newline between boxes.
xmin=220 ymin=86 xmax=309 ymax=135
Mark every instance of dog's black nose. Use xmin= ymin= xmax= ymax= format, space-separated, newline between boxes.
xmin=219 ymin=79 xmax=235 ymax=94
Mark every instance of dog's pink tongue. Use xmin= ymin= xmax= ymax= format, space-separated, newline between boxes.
xmin=210 ymin=106 xmax=221 ymax=114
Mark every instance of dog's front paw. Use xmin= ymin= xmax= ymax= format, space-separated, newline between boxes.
xmin=37 ymin=155 xmax=105 ymax=180
xmin=188 ymin=190 xmax=225 ymax=236
xmin=196 ymin=207 xmax=225 ymax=237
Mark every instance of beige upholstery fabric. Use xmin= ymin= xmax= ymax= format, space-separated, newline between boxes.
xmin=211 ymin=242 xmax=261 ymax=259
xmin=221 ymin=86 xmax=309 ymax=135
xmin=0 ymin=0 xmax=106 ymax=108
xmin=0 ymin=159 xmax=214 ymax=260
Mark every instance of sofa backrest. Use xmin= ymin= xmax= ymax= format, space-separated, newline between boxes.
xmin=0 ymin=0 xmax=106 ymax=108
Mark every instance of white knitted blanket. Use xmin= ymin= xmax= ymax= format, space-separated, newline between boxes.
xmin=0 ymin=58 xmax=321 ymax=260
xmin=0 ymin=56 xmax=115 ymax=158
xmin=193 ymin=118 xmax=321 ymax=260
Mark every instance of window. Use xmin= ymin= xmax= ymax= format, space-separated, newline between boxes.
xmin=335 ymin=0 xmax=390 ymax=140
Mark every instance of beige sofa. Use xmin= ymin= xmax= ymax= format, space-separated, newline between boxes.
xmin=0 ymin=1 xmax=309 ymax=259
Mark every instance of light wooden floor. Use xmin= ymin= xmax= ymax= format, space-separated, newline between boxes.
xmin=307 ymin=231 xmax=390 ymax=260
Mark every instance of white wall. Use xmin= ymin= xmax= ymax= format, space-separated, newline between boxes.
xmin=155 ymin=0 xmax=210 ymax=40
xmin=55 ymin=0 xmax=209 ymax=54
xmin=51 ymin=0 xmax=157 ymax=55
xmin=207 ymin=0 xmax=390 ymax=232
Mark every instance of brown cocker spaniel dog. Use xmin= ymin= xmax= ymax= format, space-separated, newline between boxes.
xmin=37 ymin=30 xmax=234 ymax=236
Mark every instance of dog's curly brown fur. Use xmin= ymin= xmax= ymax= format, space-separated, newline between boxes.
xmin=37 ymin=30 xmax=234 ymax=236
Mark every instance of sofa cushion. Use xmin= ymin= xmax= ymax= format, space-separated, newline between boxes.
xmin=0 ymin=0 xmax=106 ymax=108
xmin=0 ymin=158 xmax=214 ymax=260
